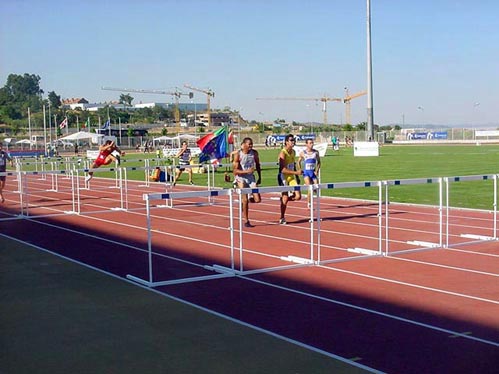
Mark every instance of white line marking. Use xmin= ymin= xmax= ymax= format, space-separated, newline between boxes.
xmin=387 ymin=256 xmax=499 ymax=277
xmin=447 ymin=247 xmax=499 ymax=257
xmin=0 ymin=233 xmax=384 ymax=374
xmin=320 ymin=265 xmax=499 ymax=305
xmin=241 ymin=276 xmax=499 ymax=347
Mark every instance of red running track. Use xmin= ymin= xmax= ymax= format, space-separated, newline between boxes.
xmin=1 ymin=176 xmax=498 ymax=373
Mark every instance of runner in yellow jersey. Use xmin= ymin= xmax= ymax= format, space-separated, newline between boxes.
xmin=277 ymin=134 xmax=303 ymax=224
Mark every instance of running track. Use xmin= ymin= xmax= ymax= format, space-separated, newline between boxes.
xmin=1 ymin=174 xmax=498 ymax=373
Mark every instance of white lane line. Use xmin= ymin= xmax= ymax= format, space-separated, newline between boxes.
xmin=320 ymin=265 xmax=499 ymax=305
xmin=447 ymin=247 xmax=499 ymax=257
xmin=387 ymin=255 xmax=499 ymax=277
xmin=242 ymin=276 xmax=499 ymax=347
xmin=0 ymin=233 xmax=385 ymax=374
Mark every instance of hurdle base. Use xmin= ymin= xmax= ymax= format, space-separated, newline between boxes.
xmin=280 ymin=255 xmax=315 ymax=265
xmin=347 ymin=247 xmax=379 ymax=256
xmin=460 ymin=234 xmax=496 ymax=241
xmin=407 ymin=240 xmax=441 ymax=248
xmin=64 ymin=210 xmax=79 ymax=215
xmin=126 ymin=271 xmax=235 ymax=287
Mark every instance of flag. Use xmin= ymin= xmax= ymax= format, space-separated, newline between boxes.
xmin=59 ymin=117 xmax=68 ymax=129
xmin=102 ymin=119 xmax=110 ymax=130
xmin=197 ymin=126 xmax=228 ymax=163
xmin=82 ymin=118 xmax=90 ymax=129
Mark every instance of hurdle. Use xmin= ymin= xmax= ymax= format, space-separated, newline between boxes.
xmin=383 ymin=177 xmax=444 ymax=256
xmin=76 ymin=166 xmax=129 ymax=213
xmin=139 ymin=158 xmax=153 ymax=187
xmin=126 ymin=188 xmax=237 ymax=287
xmin=444 ymin=174 xmax=498 ymax=246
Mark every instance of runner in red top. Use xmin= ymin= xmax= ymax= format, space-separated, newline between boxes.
xmin=85 ymin=140 xmax=123 ymax=183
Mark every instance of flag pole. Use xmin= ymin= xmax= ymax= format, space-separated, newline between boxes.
xmin=54 ymin=114 xmax=58 ymax=142
xmin=48 ymin=102 xmax=52 ymax=148
xmin=43 ymin=105 xmax=47 ymax=156
xmin=107 ymin=106 xmax=111 ymax=136
xmin=28 ymin=107 xmax=32 ymax=149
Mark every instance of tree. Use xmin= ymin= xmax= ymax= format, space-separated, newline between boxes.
xmin=355 ymin=122 xmax=367 ymax=131
xmin=0 ymin=73 xmax=44 ymax=121
xmin=119 ymin=93 xmax=133 ymax=108
xmin=48 ymin=91 xmax=61 ymax=109
xmin=3 ymin=73 xmax=43 ymax=102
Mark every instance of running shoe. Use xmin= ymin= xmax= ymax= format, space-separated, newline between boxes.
xmin=189 ymin=181 xmax=195 ymax=185
xmin=279 ymin=218 xmax=287 ymax=225
xmin=244 ymin=221 xmax=254 ymax=228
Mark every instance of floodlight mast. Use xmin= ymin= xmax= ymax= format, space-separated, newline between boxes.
xmin=101 ymin=86 xmax=193 ymax=132
xmin=366 ymin=0 xmax=375 ymax=141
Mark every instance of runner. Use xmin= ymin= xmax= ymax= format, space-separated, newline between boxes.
xmin=0 ymin=144 xmax=14 ymax=203
xmin=277 ymin=134 xmax=302 ymax=224
xmin=233 ymin=137 xmax=261 ymax=228
xmin=172 ymin=141 xmax=194 ymax=186
xmin=298 ymin=138 xmax=321 ymax=207
xmin=85 ymin=140 xmax=123 ymax=182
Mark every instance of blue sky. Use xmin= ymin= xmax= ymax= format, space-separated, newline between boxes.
xmin=1 ymin=0 xmax=498 ymax=127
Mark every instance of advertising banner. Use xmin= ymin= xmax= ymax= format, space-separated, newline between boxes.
xmin=353 ymin=141 xmax=379 ymax=157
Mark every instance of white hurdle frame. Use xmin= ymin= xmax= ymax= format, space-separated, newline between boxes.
xmin=445 ymin=174 xmax=498 ymax=245
xmin=127 ymin=188 xmax=236 ymax=287
xmin=120 ymin=174 xmax=499 ymax=287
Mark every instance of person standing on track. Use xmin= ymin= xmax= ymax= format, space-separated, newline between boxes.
xmin=0 ymin=144 xmax=14 ymax=203
xmin=172 ymin=141 xmax=194 ymax=186
xmin=233 ymin=137 xmax=262 ymax=228
xmin=277 ymin=134 xmax=302 ymax=224
xmin=85 ymin=140 xmax=123 ymax=183
xmin=298 ymin=138 xmax=321 ymax=207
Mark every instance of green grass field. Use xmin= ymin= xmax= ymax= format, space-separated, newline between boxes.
xmin=254 ymin=144 xmax=498 ymax=209
xmin=121 ymin=144 xmax=499 ymax=210
xmin=23 ymin=144 xmax=499 ymax=210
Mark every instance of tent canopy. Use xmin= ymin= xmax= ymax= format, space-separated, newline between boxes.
xmin=153 ymin=136 xmax=174 ymax=142
xmin=60 ymin=131 xmax=104 ymax=140
xmin=15 ymin=139 xmax=35 ymax=145
xmin=171 ymin=134 xmax=198 ymax=140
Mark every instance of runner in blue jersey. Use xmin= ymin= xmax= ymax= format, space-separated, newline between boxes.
xmin=298 ymin=139 xmax=321 ymax=207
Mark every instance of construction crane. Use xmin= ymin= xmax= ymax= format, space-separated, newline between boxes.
xmin=183 ymin=84 xmax=215 ymax=127
xmin=343 ymin=88 xmax=367 ymax=125
xmin=256 ymin=94 xmax=342 ymax=126
xmin=101 ymin=86 xmax=193 ymax=132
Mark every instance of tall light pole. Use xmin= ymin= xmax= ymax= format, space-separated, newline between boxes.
xmin=366 ymin=0 xmax=375 ymax=141
xmin=472 ymin=102 xmax=480 ymax=140
xmin=48 ymin=101 xmax=52 ymax=149
xmin=417 ymin=106 xmax=424 ymax=127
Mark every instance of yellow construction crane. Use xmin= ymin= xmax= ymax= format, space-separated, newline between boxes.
xmin=343 ymin=88 xmax=367 ymax=125
xmin=256 ymin=94 xmax=342 ymax=126
xmin=183 ymin=84 xmax=215 ymax=127
xmin=101 ymin=86 xmax=193 ymax=132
